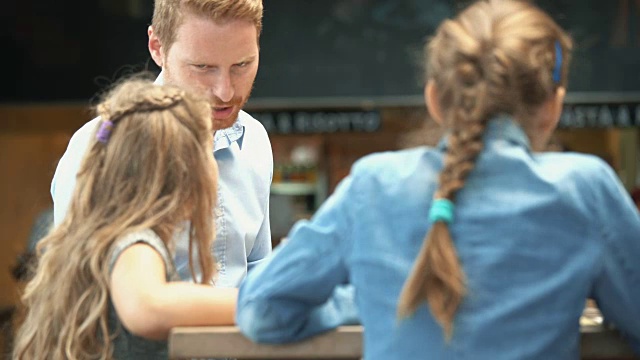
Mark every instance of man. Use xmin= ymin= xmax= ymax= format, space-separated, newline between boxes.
xmin=51 ymin=0 xmax=273 ymax=287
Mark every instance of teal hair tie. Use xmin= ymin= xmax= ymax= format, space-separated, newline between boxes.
xmin=429 ymin=198 xmax=455 ymax=224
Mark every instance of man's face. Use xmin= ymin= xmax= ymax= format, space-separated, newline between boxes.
xmin=149 ymin=13 xmax=259 ymax=130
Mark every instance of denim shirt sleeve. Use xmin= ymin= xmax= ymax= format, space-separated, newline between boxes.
xmin=237 ymin=174 xmax=360 ymax=343
xmin=588 ymin=161 xmax=640 ymax=352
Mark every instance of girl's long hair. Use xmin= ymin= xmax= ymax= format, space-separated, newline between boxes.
xmin=13 ymin=77 xmax=218 ymax=359
xmin=397 ymin=0 xmax=572 ymax=339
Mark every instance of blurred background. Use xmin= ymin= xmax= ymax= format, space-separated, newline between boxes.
xmin=1 ymin=0 xmax=640 ymax=355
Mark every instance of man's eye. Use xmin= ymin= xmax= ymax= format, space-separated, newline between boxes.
xmin=193 ymin=64 xmax=208 ymax=70
xmin=235 ymin=62 xmax=248 ymax=68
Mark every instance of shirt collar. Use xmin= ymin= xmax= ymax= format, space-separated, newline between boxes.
xmin=154 ymin=71 xmax=164 ymax=85
xmin=155 ymin=71 xmax=246 ymax=152
xmin=214 ymin=120 xmax=246 ymax=152
xmin=437 ymin=115 xmax=531 ymax=152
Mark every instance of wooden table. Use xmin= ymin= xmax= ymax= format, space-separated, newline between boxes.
xmin=169 ymin=324 xmax=636 ymax=359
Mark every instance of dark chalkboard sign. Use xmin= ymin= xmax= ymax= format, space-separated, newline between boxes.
xmin=249 ymin=0 xmax=640 ymax=107
xmin=252 ymin=0 xmax=456 ymax=102
xmin=3 ymin=0 xmax=640 ymax=105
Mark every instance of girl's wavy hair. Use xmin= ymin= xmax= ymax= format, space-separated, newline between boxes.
xmin=13 ymin=77 xmax=218 ymax=359
xmin=397 ymin=0 xmax=572 ymax=339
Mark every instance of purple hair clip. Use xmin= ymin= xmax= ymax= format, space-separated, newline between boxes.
xmin=96 ymin=120 xmax=114 ymax=143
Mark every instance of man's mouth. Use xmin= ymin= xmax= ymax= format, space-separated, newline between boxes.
xmin=212 ymin=106 xmax=234 ymax=119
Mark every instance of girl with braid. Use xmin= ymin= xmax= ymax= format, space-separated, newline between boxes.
xmin=13 ymin=78 xmax=237 ymax=360
xmin=236 ymin=0 xmax=640 ymax=358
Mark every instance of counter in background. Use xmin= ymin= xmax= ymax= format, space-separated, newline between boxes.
xmin=169 ymin=324 xmax=635 ymax=359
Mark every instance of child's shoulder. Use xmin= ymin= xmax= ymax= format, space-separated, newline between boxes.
xmin=349 ymin=146 xmax=440 ymax=186
xmin=536 ymin=151 xmax=622 ymax=194
xmin=353 ymin=146 xmax=435 ymax=171
xmin=538 ymin=151 xmax=614 ymax=177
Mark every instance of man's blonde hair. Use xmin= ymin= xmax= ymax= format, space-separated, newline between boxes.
xmin=152 ymin=0 xmax=263 ymax=52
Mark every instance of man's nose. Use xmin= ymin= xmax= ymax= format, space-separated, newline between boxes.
xmin=211 ymin=72 xmax=234 ymax=103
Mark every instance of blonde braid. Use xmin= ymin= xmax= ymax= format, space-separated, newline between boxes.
xmin=398 ymin=6 xmax=492 ymax=340
xmin=100 ymin=87 xmax=187 ymax=126
xmin=94 ymin=86 xmax=190 ymax=145
xmin=398 ymin=56 xmax=488 ymax=338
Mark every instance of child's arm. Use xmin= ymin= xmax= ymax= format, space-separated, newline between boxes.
xmin=237 ymin=175 xmax=361 ymax=343
xmin=587 ymin=161 xmax=640 ymax=353
xmin=110 ymin=243 xmax=237 ymax=340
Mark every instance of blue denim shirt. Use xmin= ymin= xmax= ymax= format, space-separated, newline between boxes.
xmin=237 ymin=118 xmax=640 ymax=359
xmin=51 ymin=73 xmax=273 ymax=287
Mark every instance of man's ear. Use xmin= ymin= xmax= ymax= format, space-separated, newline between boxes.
xmin=148 ymin=26 xmax=164 ymax=68
xmin=425 ymin=81 xmax=444 ymax=125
